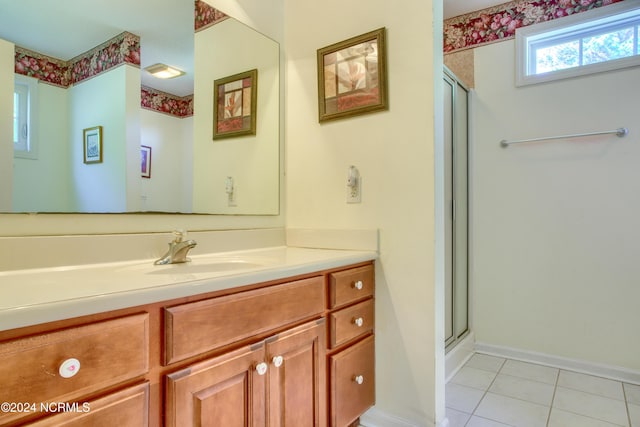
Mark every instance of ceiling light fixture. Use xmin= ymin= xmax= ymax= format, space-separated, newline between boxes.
xmin=144 ymin=63 xmax=185 ymax=79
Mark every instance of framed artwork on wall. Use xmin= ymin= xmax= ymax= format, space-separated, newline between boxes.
xmin=83 ymin=126 xmax=103 ymax=164
xmin=141 ymin=145 xmax=152 ymax=178
xmin=213 ymin=69 xmax=258 ymax=139
xmin=317 ymin=27 xmax=388 ymax=122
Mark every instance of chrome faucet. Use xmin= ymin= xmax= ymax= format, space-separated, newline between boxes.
xmin=154 ymin=231 xmax=197 ymax=265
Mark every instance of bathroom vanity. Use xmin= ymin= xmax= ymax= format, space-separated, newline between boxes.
xmin=0 ymin=247 xmax=375 ymax=426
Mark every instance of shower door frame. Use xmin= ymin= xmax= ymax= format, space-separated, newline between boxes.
xmin=444 ymin=67 xmax=470 ymax=352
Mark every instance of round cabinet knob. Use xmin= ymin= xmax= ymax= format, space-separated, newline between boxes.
xmin=256 ymin=362 xmax=268 ymax=376
xmin=353 ymin=375 xmax=364 ymax=385
xmin=354 ymin=280 xmax=364 ymax=290
xmin=353 ymin=317 xmax=364 ymax=327
xmin=272 ymin=355 xmax=284 ymax=368
xmin=59 ymin=358 xmax=81 ymax=379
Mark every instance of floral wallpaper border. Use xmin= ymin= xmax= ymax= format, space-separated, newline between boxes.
xmin=444 ymin=0 xmax=625 ymax=54
xmin=69 ymin=31 xmax=140 ymax=85
xmin=195 ymin=0 xmax=229 ymax=32
xmin=14 ymin=47 xmax=71 ymax=88
xmin=15 ymin=32 xmax=140 ymax=87
xmin=141 ymin=86 xmax=194 ymax=117
xmin=12 ymin=2 xmax=230 ymax=118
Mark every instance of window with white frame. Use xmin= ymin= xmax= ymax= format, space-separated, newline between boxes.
xmin=516 ymin=2 xmax=640 ymax=86
xmin=13 ymin=74 xmax=38 ymax=159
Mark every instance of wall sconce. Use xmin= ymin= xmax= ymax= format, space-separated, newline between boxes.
xmin=144 ymin=63 xmax=185 ymax=79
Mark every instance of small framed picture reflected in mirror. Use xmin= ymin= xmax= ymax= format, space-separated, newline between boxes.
xmin=141 ymin=145 xmax=152 ymax=178
xmin=83 ymin=126 xmax=103 ymax=164
xmin=213 ymin=69 xmax=258 ymax=139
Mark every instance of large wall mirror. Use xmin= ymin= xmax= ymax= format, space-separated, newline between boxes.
xmin=0 ymin=0 xmax=280 ymax=215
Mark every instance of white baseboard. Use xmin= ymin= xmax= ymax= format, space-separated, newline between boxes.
xmin=360 ymin=407 xmax=451 ymax=427
xmin=445 ymin=332 xmax=475 ymax=383
xmin=475 ymin=341 xmax=640 ymax=385
xmin=359 ymin=407 xmax=422 ymax=427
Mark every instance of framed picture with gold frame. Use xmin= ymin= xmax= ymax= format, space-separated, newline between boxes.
xmin=83 ymin=126 xmax=103 ymax=164
xmin=317 ymin=27 xmax=388 ymax=122
xmin=213 ymin=69 xmax=258 ymax=139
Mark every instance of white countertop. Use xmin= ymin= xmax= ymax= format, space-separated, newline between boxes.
xmin=0 ymin=246 xmax=376 ymax=331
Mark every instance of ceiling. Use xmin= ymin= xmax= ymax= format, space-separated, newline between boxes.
xmin=0 ymin=0 xmax=504 ymax=96
xmin=444 ymin=0 xmax=509 ymax=19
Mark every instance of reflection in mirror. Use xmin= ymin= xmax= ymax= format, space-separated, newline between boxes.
xmin=0 ymin=0 xmax=279 ymax=215
xmin=193 ymin=16 xmax=279 ymax=214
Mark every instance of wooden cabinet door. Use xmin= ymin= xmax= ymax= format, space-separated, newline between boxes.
xmin=265 ymin=319 xmax=326 ymax=427
xmin=165 ymin=344 xmax=266 ymax=427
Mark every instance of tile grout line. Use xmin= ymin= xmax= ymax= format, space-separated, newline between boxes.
xmin=545 ymin=367 xmax=561 ymax=426
xmin=462 ymin=357 xmax=512 ymax=427
xmin=623 ymin=384 xmax=632 ymax=427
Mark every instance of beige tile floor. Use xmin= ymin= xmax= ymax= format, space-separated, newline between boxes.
xmin=446 ymin=353 xmax=640 ymax=427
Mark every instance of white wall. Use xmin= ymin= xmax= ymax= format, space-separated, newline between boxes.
xmin=0 ymin=39 xmax=13 ymax=211
xmin=472 ymin=39 xmax=640 ymax=371
xmin=140 ymin=110 xmax=193 ymax=212
xmin=13 ymin=82 xmax=70 ymax=212
xmin=285 ymin=0 xmax=444 ymax=424
xmin=207 ymin=0 xmax=283 ymax=44
xmin=69 ymin=65 xmax=140 ymax=212
xmin=124 ymin=66 xmax=142 ymax=212
xmin=11 ymin=67 xmax=141 ymax=213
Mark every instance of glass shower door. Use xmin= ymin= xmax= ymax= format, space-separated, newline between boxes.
xmin=444 ymin=67 xmax=469 ymax=351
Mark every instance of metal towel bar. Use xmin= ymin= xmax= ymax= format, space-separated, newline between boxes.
xmin=500 ymin=127 xmax=628 ymax=148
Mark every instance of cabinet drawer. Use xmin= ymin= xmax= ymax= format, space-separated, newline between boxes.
xmin=0 ymin=314 xmax=149 ymax=426
xmin=329 ymin=335 xmax=375 ymax=427
xmin=329 ymin=299 xmax=374 ymax=349
xmin=329 ymin=264 xmax=374 ymax=309
xmin=29 ymin=382 xmax=149 ymax=426
xmin=164 ymin=276 xmax=325 ymax=364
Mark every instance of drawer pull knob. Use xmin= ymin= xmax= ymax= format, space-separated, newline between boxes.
xmin=256 ymin=362 xmax=268 ymax=376
xmin=353 ymin=280 xmax=364 ymax=290
xmin=353 ymin=375 xmax=364 ymax=385
xmin=59 ymin=358 xmax=81 ymax=379
xmin=353 ymin=317 xmax=364 ymax=327
xmin=272 ymin=355 xmax=284 ymax=368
